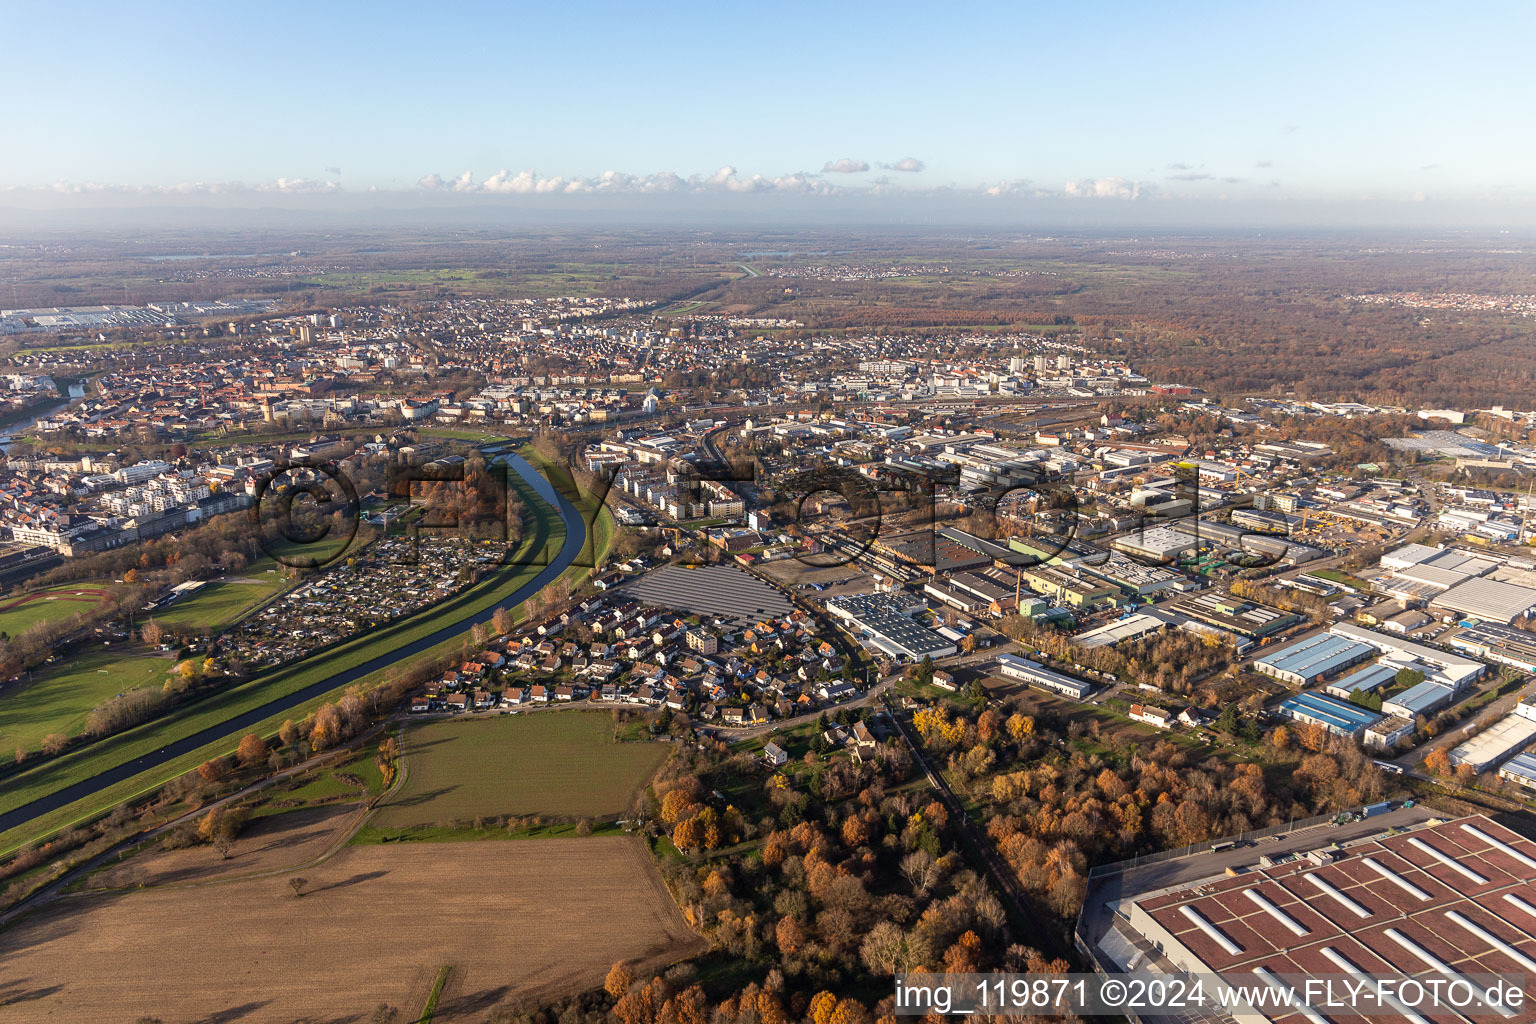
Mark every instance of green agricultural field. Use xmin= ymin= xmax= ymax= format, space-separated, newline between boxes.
xmin=0 ymin=458 xmax=623 ymax=857
xmin=0 ymin=483 xmax=560 ymax=818
xmin=371 ymin=712 xmax=667 ymax=830
xmin=152 ymin=568 xmax=289 ymax=632
xmin=0 ymin=584 xmax=117 ymax=638
xmin=0 ymin=651 xmax=169 ymax=757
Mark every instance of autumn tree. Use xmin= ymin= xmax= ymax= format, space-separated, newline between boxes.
xmin=604 ymin=961 xmax=634 ymax=998
xmin=197 ymin=756 xmax=231 ymax=783
xmin=376 ymin=736 xmax=400 ymax=788
xmin=236 ymin=733 xmax=269 ymax=767
xmin=310 ymin=703 xmax=343 ymax=751
xmin=776 ymin=914 xmax=806 ymax=955
xmin=810 ymin=992 xmax=839 ymax=1024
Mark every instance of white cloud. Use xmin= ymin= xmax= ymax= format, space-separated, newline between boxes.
xmin=416 ymin=165 xmax=835 ymax=196
xmin=822 ymin=158 xmax=870 ymax=174
xmin=417 ymin=171 xmax=478 ymax=192
xmin=262 ymin=177 xmax=342 ymax=193
xmin=1062 ymin=177 xmax=1146 ymax=200
xmin=982 ymin=179 xmax=1039 ymax=197
xmin=885 ymin=157 xmax=925 ymax=173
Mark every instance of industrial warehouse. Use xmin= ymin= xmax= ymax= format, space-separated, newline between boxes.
xmin=1255 ymin=633 xmax=1376 ymax=686
xmin=1273 ymin=690 xmax=1386 ymax=741
xmin=1373 ymin=542 xmax=1536 ymax=625
xmin=825 ymin=591 xmax=956 ymax=662
xmin=1448 ymin=699 xmax=1536 ymax=774
xmin=1256 ymin=623 xmax=1485 ymax=689
xmin=994 ymin=653 xmax=1096 ymax=700
xmin=1099 ymin=814 xmax=1536 ymax=1024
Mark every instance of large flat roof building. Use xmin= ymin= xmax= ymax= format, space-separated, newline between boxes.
xmin=1019 ymin=565 xmax=1119 ymax=609
xmin=1255 ymin=633 xmax=1375 ymax=686
xmin=1178 ymin=591 xmax=1302 ymax=639
xmin=1329 ymin=622 xmax=1487 ymax=688
xmin=1074 ymin=611 xmax=1169 ymax=649
xmin=1111 ymin=525 xmax=1199 ymax=563
xmin=994 ymin=653 xmax=1094 ymax=700
xmin=1381 ymin=678 xmax=1459 ymax=720
xmin=826 ymin=591 xmax=955 ymax=662
xmin=1447 ymin=622 xmax=1536 ymax=672
xmin=1274 ymin=690 xmax=1383 ymax=738
xmin=1122 ymin=815 xmax=1536 ymax=1024
xmin=1498 ymin=752 xmax=1536 ymax=791
xmin=1448 ymin=712 xmax=1536 ymax=773
xmin=1430 ymin=577 xmax=1536 ymax=625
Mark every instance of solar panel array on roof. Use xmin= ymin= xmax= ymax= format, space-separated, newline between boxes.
xmin=618 ymin=563 xmax=794 ymax=626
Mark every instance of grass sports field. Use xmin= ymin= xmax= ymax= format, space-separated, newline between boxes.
xmin=0 ymin=839 xmax=700 ymax=1023
xmin=152 ymin=565 xmax=288 ymax=631
xmin=372 ymin=712 xmax=667 ymax=829
xmin=0 ymin=584 xmax=116 ymax=638
xmin=0 ymin=651 xmax=168 ymax=758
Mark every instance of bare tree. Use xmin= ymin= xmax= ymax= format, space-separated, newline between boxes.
xmin=288 ymin=876 xmax=307 ymax=898
xmin=900 ymin=849 xmax=939 ymax=893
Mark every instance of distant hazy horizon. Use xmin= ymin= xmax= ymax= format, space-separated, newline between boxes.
xmin=8 ymin=191 xmax=1536 ymax=236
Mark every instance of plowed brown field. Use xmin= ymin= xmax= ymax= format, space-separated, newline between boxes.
xmin=0 ymin=837 xmax=699 ymax=1023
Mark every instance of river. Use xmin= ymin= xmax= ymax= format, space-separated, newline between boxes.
xmin=0 ymin=383 xmax=86 ymax=452
xmin=0 ymin=452 xmax=587 ymax=836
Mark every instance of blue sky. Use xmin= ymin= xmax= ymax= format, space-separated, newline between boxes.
xmin=3 ymin=0 xmax=1534 ymax=208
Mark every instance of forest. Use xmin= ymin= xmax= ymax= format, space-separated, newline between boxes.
xmin=909 ymin=695 xmax=1387 ymax=923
